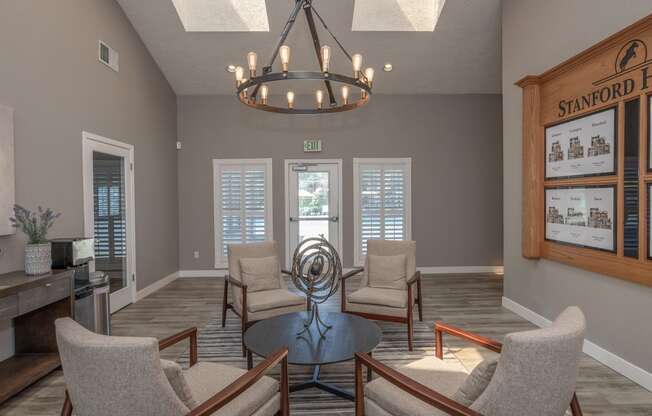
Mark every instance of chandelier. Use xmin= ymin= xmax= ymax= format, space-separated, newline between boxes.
xmin=232 ymin=0 xmax=374 ymax=114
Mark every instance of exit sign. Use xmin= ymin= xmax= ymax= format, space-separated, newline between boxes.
xmin=304 ymin=139 xmax=322 ymax=153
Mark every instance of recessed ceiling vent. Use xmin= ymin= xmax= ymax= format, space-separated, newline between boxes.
xmin=98 ymin=40 xmax=119 ymax=72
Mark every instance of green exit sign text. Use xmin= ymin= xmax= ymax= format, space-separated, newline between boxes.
xmin=303 ymin=139 xmax=322 ymax=153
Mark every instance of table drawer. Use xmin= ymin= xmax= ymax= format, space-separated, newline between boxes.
xmin=0 ymin=295 xmax=18 ymax=320
xmin=18 ymin=277 xmax=70 ymax=315
xmin=18 ymin=286 xmax=48 ymax=315
xmin=46 ymin=278 xmax=70 ymax=303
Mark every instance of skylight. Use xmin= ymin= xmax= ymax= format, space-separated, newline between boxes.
xmin=171 ymin=0 xmax=269 ymax=32
xmin=352 ymin=0 xmax=446 ymax=32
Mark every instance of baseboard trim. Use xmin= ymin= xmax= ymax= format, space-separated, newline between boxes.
xmin=178 ymin=270 xmax=225 ymax=278
xmin=178 ymin=266 xmax=504 ymax=278
xmin=502 ymin=296 xmax=652 ymax=392
xmin=418 ymin=266 xmax=504 ymax=275
xmin=136 ymin=271 xmax=179 ymax=301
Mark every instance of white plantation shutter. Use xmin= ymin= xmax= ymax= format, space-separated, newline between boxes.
xmin=354 ymin=158 xmax=411 ymax=265
xmin=93 ymin=160 xmax=126 ymax=266
xmin=214 ymin=159 xmax=273 ymax=267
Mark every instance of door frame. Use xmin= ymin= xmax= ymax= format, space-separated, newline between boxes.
xmin=82 ymin=131 xmax=137 ymax=312
xmin=284 ymin=159 xmax=343 ymax=268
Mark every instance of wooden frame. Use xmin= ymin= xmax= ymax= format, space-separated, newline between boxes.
xmin=354 ymin=323 xmax=583 ymax=416
xmin=61 ymin=327 xmax=290 ymax=416
xmin=222 ymin=269 xmax=309 ymax=357
xmin=341 ymin=268 xmax=423 ymax=351
xmin=517 ymin=13 xmax=652 ymax=287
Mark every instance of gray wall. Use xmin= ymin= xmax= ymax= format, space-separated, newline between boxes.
xmin=178 ymin=94 xmax=502 ymax=270
xmin=503 ymin=0 xmax=652 ymax=372
xmin=0 ymin=0 xmax=179 ymax=289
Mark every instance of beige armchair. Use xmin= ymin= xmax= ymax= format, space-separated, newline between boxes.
xmin=342 ymin=240 xmax=423 ymax=350
xmin=354 ymin=307 xmax=586 ymax=416
xmin=56 ymin=317 xmax=289 ymax=416
xmin=221 ymin=241 xmax=307 ymax=356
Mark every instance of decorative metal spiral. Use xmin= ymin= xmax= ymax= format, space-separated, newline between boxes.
xmin=291 ymin=236 xmax=342 ymax=337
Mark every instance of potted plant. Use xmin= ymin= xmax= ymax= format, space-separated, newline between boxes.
xmin=10 ymin=204 xmax=61 ymax=275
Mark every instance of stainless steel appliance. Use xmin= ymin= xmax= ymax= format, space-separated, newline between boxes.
xmin=51 ymin=237 xmax=111 ymax=335
xmin=51 ymin=237 xmax=95 ymax=270
xmin=75 ymin=273 xmax=111 ymax=335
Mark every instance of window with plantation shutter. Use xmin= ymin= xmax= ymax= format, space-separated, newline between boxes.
xmin=213 ymin=159 xmax=273 ymax=267
xmin=353 ymin=158 xmax=411 ymax=266
xmin=93 ymin=157 xmax=126 ymax=268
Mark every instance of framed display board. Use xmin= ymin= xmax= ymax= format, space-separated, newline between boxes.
xmin=545 ymin=186 xmax=616 ymax=252
xmin=545 ymin=107 xmax=617 ymax=179
xmin=517 ymin=14 xmax=652 ymax=287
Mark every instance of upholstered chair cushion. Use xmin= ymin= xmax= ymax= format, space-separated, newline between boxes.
xmin=247 ymin=289 xmax=305 ymax=313
xmin=367 ymin=254 xmax=407 ymax=289
xmin=470 ymin=307 xmax=586 ymax=416
xmin=365 ymin=356 xmax=469 ymax=416
xmin=361 ymin=240 xmax=416 ymax=288
xmin=55 ymin=318 xmax=189 ymax=416
xmin=348 ymin=287 xmax=408 ymax=309
xmin=452 ymin=357 xmax=498 ymax=406
xmin=161 ymin=359 xmax=198 ymax=409
xmin=183 ymin=362 xmax=279 ymax=416
xmin=228 ymin=242 xmax=286 ymax=312
xmin=239 ymin=256 xmax=282 ymax=292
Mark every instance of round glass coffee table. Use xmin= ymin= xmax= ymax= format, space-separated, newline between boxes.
xmin=244 ymin=311 xmax=382 ymax=401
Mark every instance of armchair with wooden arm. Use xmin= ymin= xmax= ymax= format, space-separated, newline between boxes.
xmin=221 ymin=241 xmax=308 ymax=356
xmin=56 ymin=318 xmax=289 ymax=416
xmin=354 ymin=307 xmax=586 ymax=416
xmin=341 ymin=240 xmax=423 ymax=351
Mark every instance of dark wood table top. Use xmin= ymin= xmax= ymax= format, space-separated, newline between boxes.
xmin=244 ymin=311 xmax=382 ymax=366
xmin=0 ymin=269 xmax=73 ymax=298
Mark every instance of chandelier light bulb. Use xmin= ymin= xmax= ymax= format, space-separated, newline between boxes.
xmin=341 ymin=86 xmax=349 ymax=105
xmin=352 ymin=53 xmax=363 ymax=78
xmin=361 ymin=88 xmax=367 ymax=100
xmin=280 ymin=45 xmax=291 ymax=72
xmin=235 ymin=66 xmax=245 ymax=86
xmin=321 ymin=45 xmax=331 ymax=73
xmin=364 ymin=67 xmax=374 ymax=87
xmin=247 ymin=52 xmax=258 ymax=77
xmin=287 ymin=91 xmax=295 ymax=109
xmin=316 ymin=89 xmax=323 ymax=109
xmin=260 ymin=85 xmax=269 ymax=105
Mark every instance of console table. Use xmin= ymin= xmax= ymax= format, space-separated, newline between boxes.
xmin=0 ymin=269 xmax=74 ymax=404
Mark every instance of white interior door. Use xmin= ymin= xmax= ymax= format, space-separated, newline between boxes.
xmin=83 ymin=132 xmax=136 ymax=313
xmin=286 ymin=160 xmax=342 ymax=267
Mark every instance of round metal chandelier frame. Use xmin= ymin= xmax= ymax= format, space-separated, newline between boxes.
xmin=233 ymin=0 xmax=373 ymax=115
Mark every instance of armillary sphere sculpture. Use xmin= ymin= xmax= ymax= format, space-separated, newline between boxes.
xmin=291 ymin=235 xmax=342 ymax=338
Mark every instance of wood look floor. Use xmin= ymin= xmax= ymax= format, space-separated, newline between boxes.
xmin=1 ymin=274 xmax=651 ymax=415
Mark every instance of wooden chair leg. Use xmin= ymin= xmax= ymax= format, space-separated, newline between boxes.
xmin=407 ymin=285 xmax=414 ymax=351
xmin=355 ymin=356 xmax=365 ymax=416
xmin=280 ymin=355 xmax=289 ymax=416
xmin=416 ymin=275 xmax=423 ymax=322
xmin=570 ymin=393 xmax=583 ymax=416
xmin=221 ymin=278 xmax=229 ymax=328
xmin=407 ymin=315 xmax=414 ymax=352
xmin=61 ymin=390 xmax=73 ymax=416
xmin=241 ymin=326 xmax=247 ymax=357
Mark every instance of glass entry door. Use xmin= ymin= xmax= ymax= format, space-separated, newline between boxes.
xmin=83 ymin=133 xmax=135 ymax=313
xmin=287 ymin=161 xmax=341 ymax=266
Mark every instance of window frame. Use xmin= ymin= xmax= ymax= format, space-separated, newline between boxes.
xmin=213 ymin=158 xmax=273 ymax=268
xmin=353 ymin=157 xmax=412 ymax=267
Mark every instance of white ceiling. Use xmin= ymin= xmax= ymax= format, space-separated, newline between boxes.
xmin=116 ymin=0 xmax=501 ymax=95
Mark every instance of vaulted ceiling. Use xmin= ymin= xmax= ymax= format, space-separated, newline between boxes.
xmin=116 ymin=0 xmax=501 ymax=95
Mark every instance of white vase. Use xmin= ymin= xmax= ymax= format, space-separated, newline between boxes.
xmin=25 ymin=242 xmax=51 ymax=275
